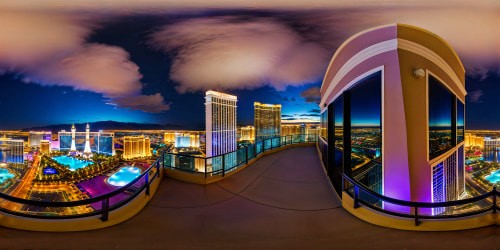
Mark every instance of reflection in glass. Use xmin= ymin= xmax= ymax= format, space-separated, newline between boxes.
xmin=334 ymin=96 xmax=343 ymax=151
xmin=349 ymin=72 xmax=382 ymax=194
xmin=320 ymin=111 xmax=328 ymax=139
xmin=332 ymin=96 xmax=344 ymax=195
xmin=457 ymin=100 xmax=464 ymax=143
xmin=429 ymin=76 xmax=454 ymax=159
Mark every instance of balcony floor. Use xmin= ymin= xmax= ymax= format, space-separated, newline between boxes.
xmin=0 ymin=146 xmax=496 ymax=249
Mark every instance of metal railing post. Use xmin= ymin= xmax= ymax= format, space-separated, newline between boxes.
xmin=156 ymin=160 xmax=160 ymax=178
xmin=493 ymin=186 xmax=497 ymax=214
xmin=222 ymin=154 xmax=226 ymax=177
xmin=204 ymin=158 xmax=207 ymax=178
xmin=145 ymin=172 xmax=150 ymax=196
xmin=245 ymin=146 xmax=248 ymax=165
xmin=101 ymin=197 xmax=109 ymax=221
xmin=414 ymin=206 xmax=420 ymax=226
xmin=354 ymin=185 xmax=360 ymax=209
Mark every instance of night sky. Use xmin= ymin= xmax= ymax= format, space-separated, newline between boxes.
xmin=0 ymin=2 xmax=498 ymax=130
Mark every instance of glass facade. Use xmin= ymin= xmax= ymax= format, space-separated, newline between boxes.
xmin=332 ymin=97 xmax=344 ymax=196
xmin=429 ymin=76 xmax=454 ymax=159
xmin=59 ymin=132 xmax=114 ymax=155
xmin=349 ymin=72 xmax=382 ymax=194
xmin=334 ymin=97 xmax=343 ymax=151
xmin=254 ymin=102 xmax=281 ymax=141
xmin=320 ymin=111 xmax=328 ymax=140
xmin=457 ymin=100 xmax=464 ymax=143
xmin=98 ymin=135 xmax=114 ymax=155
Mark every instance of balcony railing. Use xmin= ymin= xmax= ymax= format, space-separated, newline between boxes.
xmin=343 ymin=174 xmax=498 ymax=226
xmin=163 ymin=134 xmax=318 ymax=178
xmin=0 ymin=155 xmax=164 ymax=221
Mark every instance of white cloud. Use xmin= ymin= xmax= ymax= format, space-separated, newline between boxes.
xmin=149 ymin=17 xmax=329 ymax=93
xmin=0 ymin=11 xmax=169 ymax=113
xmin=31 ymin=44 xmax=143 ymax=98
xmin=0 ymin=11 xmax=94 ymax=68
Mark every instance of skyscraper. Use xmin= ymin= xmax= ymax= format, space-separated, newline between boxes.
xmin=40 ymin=140 xmax=51 ymax=154
xmin=0 ymin=138 xmax=24 ymax=163
xmin=254 ymin=102 xmax=281 ymax=141
xmin=123 ymin=136 xmax=151 ymax=160
xmin=205 ymin=90 xmax=237 ymax=157
xmin=29 ymin=131 xmax=52 ymax=147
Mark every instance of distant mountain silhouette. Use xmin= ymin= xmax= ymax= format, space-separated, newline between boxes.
xmin=23 ymin=121 xmax=182 ymax=133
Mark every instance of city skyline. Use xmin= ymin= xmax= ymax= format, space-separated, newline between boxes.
xmin=0 ymin=2 xmax=499 ymax=130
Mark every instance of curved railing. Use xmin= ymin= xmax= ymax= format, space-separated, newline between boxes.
xmin=163 ymin=134 xmax=318 ymax=178
xmin=343 ymin=174 xmax=498 ymax=226
xmin=0 ymin=155 xmax=164 ymax=221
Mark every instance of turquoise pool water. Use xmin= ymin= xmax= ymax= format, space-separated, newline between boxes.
xmin=52 ymin=156 xmax=93 ymax=171
xmin=485 ymin=169 xmax=500 ymax=184
xmin=0 ymin=168 xmax=15 ymax=184
xmin=107 ymin=166 xmax=142 ymax=187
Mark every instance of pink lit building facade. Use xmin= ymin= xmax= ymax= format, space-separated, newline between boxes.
xmin=317 ymin=24 xmax=466 ymax=213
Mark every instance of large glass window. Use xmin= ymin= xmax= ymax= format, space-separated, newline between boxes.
xmin=349 ymin=72 xmax=382 ymax=194
xmin=457 ymin=100 xmax=464 ymax=143
xmin=320 ymin=111 xmax=328 ymax=139
xmin=332 ymin=96 xmax=344 ymax=196
xmin=334 ymin=96 xmax=343 ymax=151
xmin=429 ymin=76 xmax=455 ymax=159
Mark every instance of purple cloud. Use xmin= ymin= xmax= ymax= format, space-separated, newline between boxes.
xmin=149 ymin=17 xmax=329 ymax=93
xmin=468 ymin=90 xmax=484 ymax=103
xmin=300 ymin=86 xmax=321 ymax=104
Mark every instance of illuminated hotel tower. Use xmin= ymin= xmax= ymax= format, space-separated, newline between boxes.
xmin=254 ymin=102 xmax=281 ymax=141
xmin=70 ymin=124 xmax=76 ymax=151
xmin=84 ymin=123 xmax=91 ymax=154
xmin=318 ymin=24 xmax=465 ymax=214
xmin=205 ymin=90 xmax=237 ymax=157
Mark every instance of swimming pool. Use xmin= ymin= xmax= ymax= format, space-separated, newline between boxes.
xmin=107 ymin=166 xmax=142 ymax=187
xmin=485 ymin=169 xmax=500 ymax=184
xmin=52 ymin=156 xmax=93 ymax=171
xmin=0 ymin=168 xmax=15 ymax=184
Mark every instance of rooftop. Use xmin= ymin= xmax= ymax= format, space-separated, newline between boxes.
xmin=0 ymin=146 xmax=495 ymax=249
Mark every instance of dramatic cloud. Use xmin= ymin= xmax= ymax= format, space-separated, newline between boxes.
xmin=309 ymin=109 xmax=321 ymax=113
xmin=0 ymin=11 xmax=169 ymax=113
xmin=31 ymin=44 xmax=143 ymax=97
xmin=0 ymin=11 xmax=94 ymax=68
xmin=28 ymin=44 xmax=168 ymax=112
xmin=110 ymin=93 xmax=170 ymax=113
xmin=300 ymin=86 xmax=321 ymax=104
xmin=468 ymin=90 xmax=484 ymax=103
xmin=149 ymin=17 xmax=329 ymax=93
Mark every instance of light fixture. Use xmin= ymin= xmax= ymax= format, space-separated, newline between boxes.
xmin=414 ymin=68 xmax=425 ymax=79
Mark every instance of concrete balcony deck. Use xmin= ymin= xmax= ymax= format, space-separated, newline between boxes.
xmin=0 ymin=146 xmax=496 ymax=249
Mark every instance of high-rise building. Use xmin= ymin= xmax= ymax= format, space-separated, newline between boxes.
xmin=237 ymin=126 xmax=255 ymax=141
xmin=29 ymin=131 xmax=52 ymax=147
xmin=254 ymin=102 xmax=281 ymax=141
xmin=40 ymin=140 xmax=51 ymax=154
xmin=0 ymin=138 xmax=24 ymax=163
xmin=465 ymin=133 xmax=485 ymax=148
xmin=174 ymin=133 xmax=200 ymax=148
xmin=123 ymin=136 xmax=151 ymax=160
xmin=205 ymin=90 xmax=237 ymax=157
xmin=318 ymin=24 xmax=466 ymax=213
xmin=164 ymin=132 xmax=176 ymax=144
xmin=281 ymin=124 xmax=302 ymax=136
